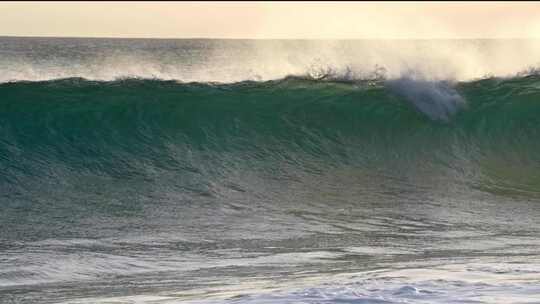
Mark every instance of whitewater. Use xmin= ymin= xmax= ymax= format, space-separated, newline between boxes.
xmin=1 ymin=37 xmax=540 ymax=304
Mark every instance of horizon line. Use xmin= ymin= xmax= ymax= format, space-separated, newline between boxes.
xmin=1 ymin=35 xmax=539 ymax=41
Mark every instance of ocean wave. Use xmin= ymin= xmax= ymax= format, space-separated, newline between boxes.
xmin=2 ymin=75 xmax=540 ymax=197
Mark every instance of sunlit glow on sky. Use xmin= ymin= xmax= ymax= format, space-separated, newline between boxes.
xmin=1 ymin=1 xmax=540 ymax=39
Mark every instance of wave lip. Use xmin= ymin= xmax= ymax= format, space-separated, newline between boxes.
xmin=386 ymin=77 xmax=466 ymax=122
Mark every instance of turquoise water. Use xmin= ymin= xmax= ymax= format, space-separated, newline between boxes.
xmin=1 ymin=38 xmax=540 ymax=304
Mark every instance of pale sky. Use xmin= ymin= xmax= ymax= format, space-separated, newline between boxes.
xmin=1 ymin=1 xmax=540 ymax=39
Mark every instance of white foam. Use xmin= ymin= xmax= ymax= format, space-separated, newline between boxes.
xmin=386 ymin=75 xmax=467 ymax=121
xmin=56 ymin=260 xmax=540 ymax=304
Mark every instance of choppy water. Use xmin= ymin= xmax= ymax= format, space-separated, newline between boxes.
xmin=1 ymin=38 xmax=540 ymax=304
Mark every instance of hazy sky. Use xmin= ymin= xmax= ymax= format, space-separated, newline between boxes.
xmin=1 ymin=1 xmax=540 ymax=39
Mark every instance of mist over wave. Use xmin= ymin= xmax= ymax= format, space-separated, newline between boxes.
xmin=2 ymin=38 xmax=540 ymax=83
xmin=386 ymin=76 xmax=466 ymax=122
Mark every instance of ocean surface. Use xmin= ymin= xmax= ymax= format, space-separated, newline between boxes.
xmin=1 ymin=38 xmax=540 ymax=304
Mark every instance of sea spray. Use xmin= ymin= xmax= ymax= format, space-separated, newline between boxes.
xmin=386 ymin=76 xmax=466 ymax=122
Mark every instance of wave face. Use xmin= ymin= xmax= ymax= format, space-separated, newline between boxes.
xmin=2 ymin=38 xmax=540 ymax=304
xmin=2 ymin=76 xmax=540 ymax=199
